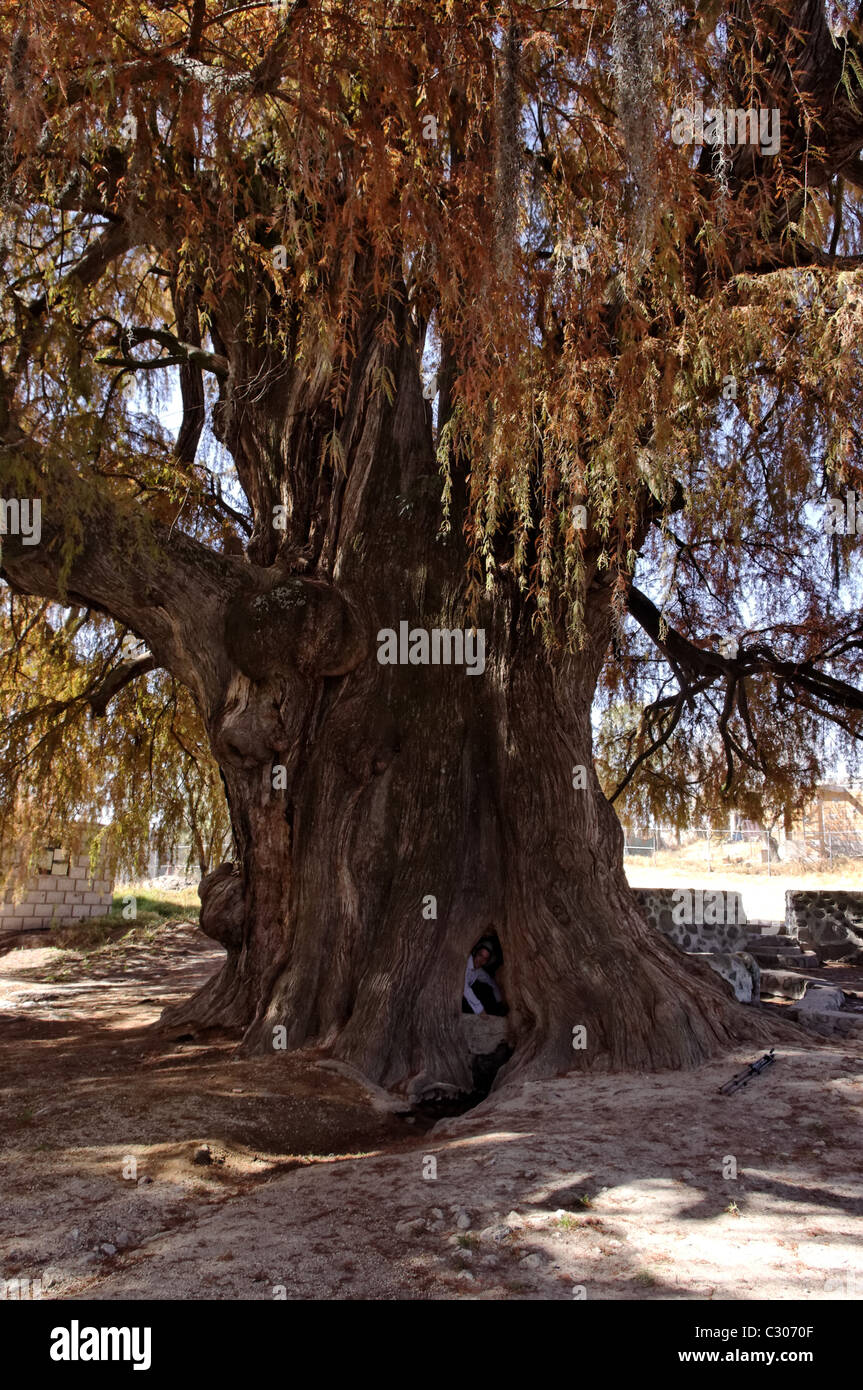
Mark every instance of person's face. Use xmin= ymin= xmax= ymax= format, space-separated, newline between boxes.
xmin=474 ymin=947 xmax=491 ymax=968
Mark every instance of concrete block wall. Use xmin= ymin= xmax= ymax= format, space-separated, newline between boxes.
xmin=0 ymin=845 xmax=114 ymax=931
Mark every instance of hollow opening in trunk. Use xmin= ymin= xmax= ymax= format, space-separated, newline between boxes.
xmin=462 ymin=930 xmax=508 ymax=1017
xmin=407 ymin=931 xmax=515 ymax=1125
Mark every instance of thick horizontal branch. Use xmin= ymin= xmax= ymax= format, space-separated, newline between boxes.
xmin=96 ymin=328 xmax=228 ymax=380
xmin=0 ymin=459 xmax=243 ymax=704
xmin=627 ymin=585 xmax=863 ymax=714
xmin=27 ymin=222 xmax=130 ymax=320
xmin=88 ymin=655 xmax=157 ymax=718
xmin=731 ymin=240 xmax=863 ymax=280
xmin=626 ymin=586 xmax=730 ymax=679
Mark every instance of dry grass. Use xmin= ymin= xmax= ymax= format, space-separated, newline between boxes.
xmin=625 ymin=848 xmax=863 ymax=920
xmin=645 ymin=845 xmax=863 ymax=884
xmin=44 ymin=881 xmax=199 ymax=955
xmin=115 ymin=880 xmax=201 ymax=916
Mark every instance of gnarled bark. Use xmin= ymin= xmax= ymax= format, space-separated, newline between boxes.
xmin=153 ymin=327 xmax=775 ymax=1094
xmin=1 ymin=271 xmax=783 ymax=1098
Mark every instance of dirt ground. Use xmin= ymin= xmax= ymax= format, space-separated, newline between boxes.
xmin=1 ymin=922 xmax=861 ymax=1301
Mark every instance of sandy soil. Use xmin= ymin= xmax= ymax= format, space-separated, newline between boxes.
xmin=1 ymin=923 xmax=861 ymax=1301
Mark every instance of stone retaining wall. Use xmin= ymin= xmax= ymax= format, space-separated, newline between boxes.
xmin=0 ymin=845 xmax=114 ymax=932
xmin=633 ymin=887 xmax=748 ymax=952
xmin=633 ymin=888 xmax=757 ymax=1002
xmin=785 ymin=890 xmax=863 ymax=963
xmin=688 ymin=951 xmax=760 ymax=1003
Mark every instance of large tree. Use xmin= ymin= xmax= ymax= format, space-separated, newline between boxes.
xmin=3 ymin=0 xmax=863 ymax=1092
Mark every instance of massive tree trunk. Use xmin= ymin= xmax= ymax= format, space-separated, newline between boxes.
xmin=0 ymin=283 xmax=776 ymax=1097
xmin=154 ymin=310 xmax=772 ymax=1096
xmin=2 ymin=0 xmax=847 ymax=1103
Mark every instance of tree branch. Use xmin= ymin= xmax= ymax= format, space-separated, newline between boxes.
xmin=96 ymin=328 xmax=228 ymax=380
xmin=88 ymin=655 xmax=157 ymax=718
xmin=608 ymin=690 xmax=688 ymax=804
xmin=0 ymin=458 xmax=243 ymax=705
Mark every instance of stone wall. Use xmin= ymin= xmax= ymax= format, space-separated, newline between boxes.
xmin=0 ymin=845 xmax=114 ymax=932
xmin=633 ymin=887 xmax=748 ymax=953
xmin=688 ymin=951 xmax=760 ymax=1004
xmin=785 ymin=890 xmax=863 ymax=963
xmin=633 ymin=887 xmax=757 ymax=1002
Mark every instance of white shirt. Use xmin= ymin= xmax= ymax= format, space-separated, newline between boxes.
xmin=463 ymin=957 xmax=502 ymax=1014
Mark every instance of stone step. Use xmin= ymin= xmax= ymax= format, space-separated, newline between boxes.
xmin=784 ymin=1004 xmax=863 ymax=1036
xmin=760 ymin=969 xmax=812 ymax=1000
xmin=745 ymin=921 xmax=789 ymax=936
xmin=748 ymin=939 xmax=814 ymax=952
xmin=745 ymin=931 xmax=804 ymax=945
xmin=746 ymin=944 xmax=816 ymax=967
xmin=745 ymin=939 xmax=802 ymax=955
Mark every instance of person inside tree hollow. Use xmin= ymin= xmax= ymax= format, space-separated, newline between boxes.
xmin=462 ymin=937 xmax=508 ymax=1016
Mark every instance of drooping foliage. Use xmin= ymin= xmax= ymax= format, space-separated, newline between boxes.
xmin=2 ymin=0 xmax=863 ymax=864
xmin=0 ymin=589 xmax=231 ymax=884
